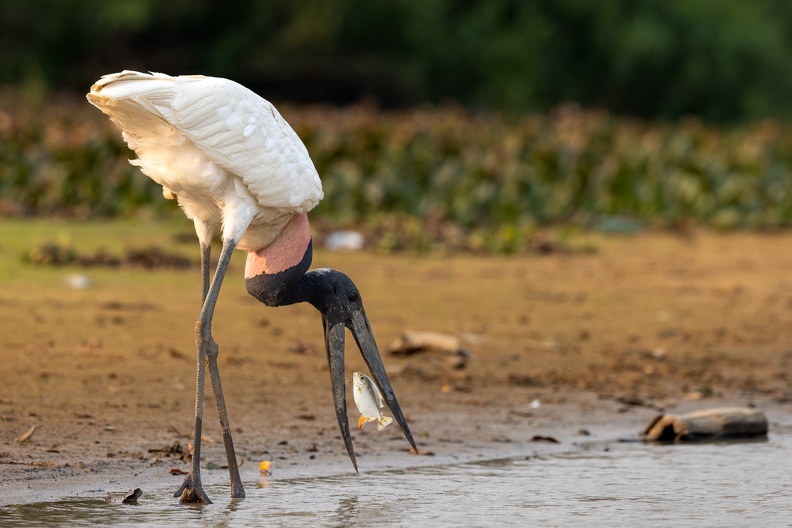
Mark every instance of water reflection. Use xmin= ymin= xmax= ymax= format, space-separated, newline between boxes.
xmin=332 ymin=496 xmax=359 ymax=527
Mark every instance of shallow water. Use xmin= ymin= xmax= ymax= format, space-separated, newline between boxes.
xmin=3 ymin=428 xmax=791 ymax=527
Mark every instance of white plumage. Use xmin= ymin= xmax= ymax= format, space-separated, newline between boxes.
xmin=87 ymin=70 xmax=323 ymax=251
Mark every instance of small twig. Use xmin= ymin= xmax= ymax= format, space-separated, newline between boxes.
xmin=15 ymin=425 xmax=38 ymax=443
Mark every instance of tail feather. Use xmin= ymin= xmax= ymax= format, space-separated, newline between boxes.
xmin=89 ymin=70 xmax=207 ymax=106
xmin=87 ymin=71 xmax=188 ymax=150
xmin=90 ymin=71 xmax=168 ymax=96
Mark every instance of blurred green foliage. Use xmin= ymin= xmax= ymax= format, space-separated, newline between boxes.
xmin=7 ymin=1 xmax=792 ymax=254
xmin=4 ymin=96 xmax=792 ymax=253
xmin=3 ymin=0 xmax=792 ymax=120
xmin=0 ymin=94 xmax=173 ymax=218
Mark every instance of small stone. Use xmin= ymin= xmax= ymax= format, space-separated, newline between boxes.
xmin=122 ymin=488 xmax=142 ymax=504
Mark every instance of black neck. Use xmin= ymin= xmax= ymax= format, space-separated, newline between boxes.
xmin=245 ymin=239 xmax=314 ymax=308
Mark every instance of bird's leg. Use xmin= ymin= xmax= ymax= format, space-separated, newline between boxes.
xmin=175 ymin=321 xmax=212 ymax=503
xmin=175 ymin=238 xmax=241 ymax=503
xmin=206 ymin=339 xmax=245 ymax=498
xmin=200 ymin=242 xmax=211 ymax=302
xmin=195 ymin=220 xmax=214 ymax=303
xmin=173 ymin=241 xmax=213 ymax=504
xmin=199 ymin=240 xmax=246 ymax=499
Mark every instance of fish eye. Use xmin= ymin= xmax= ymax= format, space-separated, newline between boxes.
xmin=347 ymin=292 xmax=359 ymax=303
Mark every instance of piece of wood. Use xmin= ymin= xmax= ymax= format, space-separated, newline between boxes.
xmin=642 ymin=407 xmax=768 ymax=442
xmin=15 ymin=425 xmax=38 ymax=443
xmin=122 ymin=488 xmax=143 ymax=504
xmin=387 ymin=331 xmax=471 ymax=368
xmin=389 ymin=331 xmax=462 ymax=355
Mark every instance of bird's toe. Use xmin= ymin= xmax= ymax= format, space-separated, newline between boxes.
xmin=174 ymin=474 xmax=212 ymax=504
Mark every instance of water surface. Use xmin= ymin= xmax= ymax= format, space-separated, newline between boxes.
xmin=2 ymin=428 xmax=790 ymax=527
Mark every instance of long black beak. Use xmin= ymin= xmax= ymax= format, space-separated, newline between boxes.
xmin=323 ymin=316 xmax=358 ymax=472
xmin=324 ymin=307 xmax=418 ymax=472
xmin=348 ymin=309 xmax=418 ymax=454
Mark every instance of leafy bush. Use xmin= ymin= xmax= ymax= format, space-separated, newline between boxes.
xmin=3 ymin=96 xmax=792 ymax=253
xmin=0 ymin=94 xmax=172 ymax=218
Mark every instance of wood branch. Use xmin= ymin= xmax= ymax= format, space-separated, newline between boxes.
xmin=642 ymin=407 xmax=768 ymax=442
xmin=387 ymin=331 xmax=471 ymax=368
xmin=15 ymin=425 xmax=38 ymax=443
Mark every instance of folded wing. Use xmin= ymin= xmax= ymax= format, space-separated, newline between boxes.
xmin=88 ymin=70 xmax=323 ymax=214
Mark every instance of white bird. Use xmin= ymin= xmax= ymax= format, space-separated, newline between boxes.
xmin=87 ymin=71 xmax=416 ymax=504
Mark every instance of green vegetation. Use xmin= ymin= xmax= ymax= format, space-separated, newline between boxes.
xmin=3 ymin=97 xmax=792 ymax=253
xmin=0 ymin=94 xmax=172 ymax=218
xmin=4 ymin=1 xmax=792 ymax=253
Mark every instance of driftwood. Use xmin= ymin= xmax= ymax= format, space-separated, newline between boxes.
xmin=642 ymin=407 xmax=768 ymax=442
xmin=122 ymin=488 xmax=143 ymax=504
xmin=15 ymin=425 xmax=38 ymax=443
xmin=388 ymin=331 xmax=471 ymax=369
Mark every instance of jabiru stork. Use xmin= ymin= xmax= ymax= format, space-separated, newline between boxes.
xmin=87 ymin=71 xmax=416 ymax=504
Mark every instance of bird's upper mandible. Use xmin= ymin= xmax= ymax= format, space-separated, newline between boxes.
xmin=88 ymin=71 xmax=324 ymax=215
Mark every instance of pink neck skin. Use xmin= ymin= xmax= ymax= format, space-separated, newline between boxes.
xmin=244 ymin=214 xmax=311 ymax=278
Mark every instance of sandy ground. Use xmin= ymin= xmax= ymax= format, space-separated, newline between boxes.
xmin=2 ymin=224 xmax=792 ymax=505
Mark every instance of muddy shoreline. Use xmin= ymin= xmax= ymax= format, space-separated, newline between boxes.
xmin=3 ymin=227 xmax=792 ymax=506
xmin=3 ymin=391 xmax=788 ymax=507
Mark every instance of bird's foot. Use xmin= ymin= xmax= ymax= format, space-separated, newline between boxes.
xmin=230 ymin=479 xmax=246 ymax=499
xmin=174 ymin=473 xmax=212 ymax=504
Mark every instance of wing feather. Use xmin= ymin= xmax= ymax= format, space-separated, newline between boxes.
xmin=88 ymin=71 xmax=323 ymax=214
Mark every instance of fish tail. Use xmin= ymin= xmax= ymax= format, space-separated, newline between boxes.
xmin=377 ymin=416 xmax=393 ymax=431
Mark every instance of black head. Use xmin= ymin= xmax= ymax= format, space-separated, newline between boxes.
xmin=298 ymin=268 xmax=363 ymax=325
xmin=298 ymin=268 xmax=417 ymax=471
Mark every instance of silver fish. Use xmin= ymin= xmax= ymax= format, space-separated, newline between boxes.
xmin=352 ymin=372 xmax=393 ymax=431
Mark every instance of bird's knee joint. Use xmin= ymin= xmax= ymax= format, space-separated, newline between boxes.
xmin=194 ymin=320 xmax=212 ymax=342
